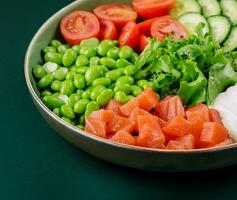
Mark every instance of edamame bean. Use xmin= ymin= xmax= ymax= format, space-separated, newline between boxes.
xmin=92 ymin=77 xmax=111 ymax=87
xmin=76 ymin=67 xmax=89 ymax=75
xmin=85 ymin=101 xmax=99 ymax=117
xmin=61 ymin=117 xmax=73 ymax=125
xmin=65 ymin=71 xmax=75 ymax=80
xmin=58 ymin=44 xmax=70 ymax=54
xmin=129 ymin=52 xmax=139 ymax=65
xmin=74 ymin=74 xmax=85 ymax=89
xmin=44 ymin=52 xmax=62 ymax=65
xmin=75 ymin=55 xmax=89 ymax=67
xmin=80 ymin=46 xmax=97 ymax=58
xmin=99 ymin=57 xmax=116 ymax=69
xmin=82 ymin=90 xmax=92 ymax=100
xmin=62 ymin=49 xmax=77 ymax=67
xmin=50 ymin=80 xmax=62 ymax=92
xmin=73 ymin=99 xmax=89 ymax=114
xmin=108 ymin=83 xmax=115 ymax=90
xmin=107 ymin=46 xmax=119 ymax=59
xmin=72 ymin=45 xmax=80 ymax=54
xmin=79 ymin=115 xmax=85 ymax=125
xmin=43 ymin=46 xmax=57 ymax=54
xmin=37 ymin=74 xmax=53 ymax=88
xmin=41 ymin=90 xmax=52 ymax=97
xmin=68 ymin=93 xmax=81 ymax=107
xmin=33 ymin=65 xmax=46 ymax=79
xmin=116 ymin=58 xmax=131 ymax=68
xmin=116 ymin=76 xmax=134 ymax=85
xmin=50 ymin=40 xmax=62 ymax=48
xmin=52 ymin=67 xmax=68 ymax=81
xmin=76 ymin=89 xmax=84 ymax=96
xmin=53 ymin=108 xmax=61 ymax=117
xmin=80 ymin=37 xmax=99 ymax=47
xmin=60 ymin=105 xmax=75 ymax=119
xmin=124 ymin=65 xmax=137 ymax=76
xmin=98 ymin=40 xmax=113 ymax=56
xmin=131 ymin=85 xmax=143 ymax=96
xmin=105 ymin=69 xmax=123 ymax=82
xmin=126 ymin=95 xmax=134 ymax=101
xmin=114 ymin=91 xmax=128 ymax=104
xmin=89 ymin=56 xmax=100 ymax=66
xmin=119 ymin=46 xmax=133 ymax=59
xmin=137 ymin=79 xmax=152 ymax=89
xmin=85 ymin=65 xmax=104 ymax=83
xmin=69 ymin=65 xmax=77 ymax=72
xmin=60 ymin=80 xmax=75 ymax=96
xmin=134 ymin=70 xmax=147 ymax=80
xmin=76 ymin=124 xmax=85 ymax=130
xmin=42 ymin=95 xmax=64 ymax=109
xmin=114 ymin=83 xmax=132 ymax=94
xmin=90 ymin=85 xmax=106 ymax=100
xmin=97 ymin=89 xmax=113 ymax=106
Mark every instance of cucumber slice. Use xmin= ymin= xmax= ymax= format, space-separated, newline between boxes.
xmin=197 ymin=0 xmax=221 ymax=17
xmin=223 ymin=26 xmax=237 ymax=53
xmin=179 ymin=12 xmax=209 ymax=36
xmin=220 ymin=0 xmax=237 ymax=25
xmin=171 ymin=0 xmax=201 ymax=19
xmin=208 ymin=16 xmax=231 ymax=43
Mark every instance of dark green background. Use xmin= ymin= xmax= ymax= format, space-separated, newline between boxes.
xmin=1 ymin=0 xmax=237 ymax=199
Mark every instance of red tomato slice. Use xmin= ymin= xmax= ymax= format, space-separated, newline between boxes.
xmin=151 ymin=17 xmax=188 ymax=41
xmin=139 ymin=34 xmax=149 ymax=52
xmin=118 ymin=21 xmax=141 ymax=49
xmin=60 ymin=11 xmax=100 ymax=45
xmin=93 ymin=4 xmax=137 ymax=28
xmin=99 ymin=20 xmax=117 ymax=40
xmin=133 ymin=0 xmax=175 ymax=19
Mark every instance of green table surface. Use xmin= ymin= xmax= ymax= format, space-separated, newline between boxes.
xmin=1 ymin=0 xmax=237 ymax=199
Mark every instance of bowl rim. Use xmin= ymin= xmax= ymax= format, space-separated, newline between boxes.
xmin=24 ymin=0 xmax=237 ymax=154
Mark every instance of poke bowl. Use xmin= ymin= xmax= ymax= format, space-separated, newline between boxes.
xmin=24 ymin=0 xmax=237 ymax=172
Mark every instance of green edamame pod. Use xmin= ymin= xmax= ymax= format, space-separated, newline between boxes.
xmin=42 ymin=95 xmax=65 ymax=109
xmin=79 ymin=46 xmax=97 ymax=58
xmin=85 ymin=65 xmax=104 ymax=83
xmin=99 ymin=57 xmax=116 ymax=69
xmin=85 ymin=101 xmax=99 ymax=117
xmin=60 ymin=105 xmax=75 ymax=119
xmin=50 ymin=40 xmax=62 ymax=48
xmin=52 ymin=67 xmax=68 ymax=81
xmin=76 ymin=67 xmax=89 ymax=75
xmin=116 ymin=58 xmax=131 ymax=68
xmin=44 ymin=52 xmax=62 ymax=65
xmin=89 ymin=57 xmax=100 ymax=66
xmin=68 ymin=93 xmax=81 ymax=107
xmin=74 ymin=99 xmax=90 ymax=114
xmin=74 ymin=74 xmax=85 ymax=89
xmin=119 ymin=46 xmax=133 ymax=59
xmin=75 ymin=55 xmax=89 ymax=67
xmin=62 ymin=49 xmax=77 ymax=67
xmin=33 ymin=65 xmax=46 ymax=79
xmin=114 ymin=91 xmax=128 ymax=104
xmin=37 ymin=74 xmax=53 ymax=88
xmin=105 ymin=69 xmax=123 ymax=82
xmin=80 ymin=38 xmax=99 ymax=47
xmin=131 ymin=85 xmax=143 ymax=96
xmin=53 ymin=108 xmax=61 ymax=117
xmin=92 ymin=77 xmax=111 ymax=87
xmin=50 ymin=80 xmax=62 ymax=92
xmin=97 ymin=89 xmax=113 ymax=106
xmin=98 ymin=40 xmax=113 ymax=56
xmin=60 ymin=80 xmax=75 ymax=96
xmin=116 ymin=76 xmax=134 ymax=85
xmin=90 ymin=85 xmax=106 ymax=100
xmin=107 ymin=46 xmax=120 ymax=59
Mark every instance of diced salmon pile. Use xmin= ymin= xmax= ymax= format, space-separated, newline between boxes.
xmin=85 ymin=88 xmax=234 ymax=150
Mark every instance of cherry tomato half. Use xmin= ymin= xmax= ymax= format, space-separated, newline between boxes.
xmin=60 ymin=11 xmax=100 ymax=45
xmin=99 ymin=20 xmax=117 ymax=40
xmin=118 ymin=21 xmax=141 ymax=49
xmin=133 ymin=0 xmax=175 ymax=19
xmin=93 ymin=4 xmax=137 ymax=28
xmin=151 ymin=17 xmax=188 ymax=41
xmin=139 ymin=34 xmax=149 ymax=52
